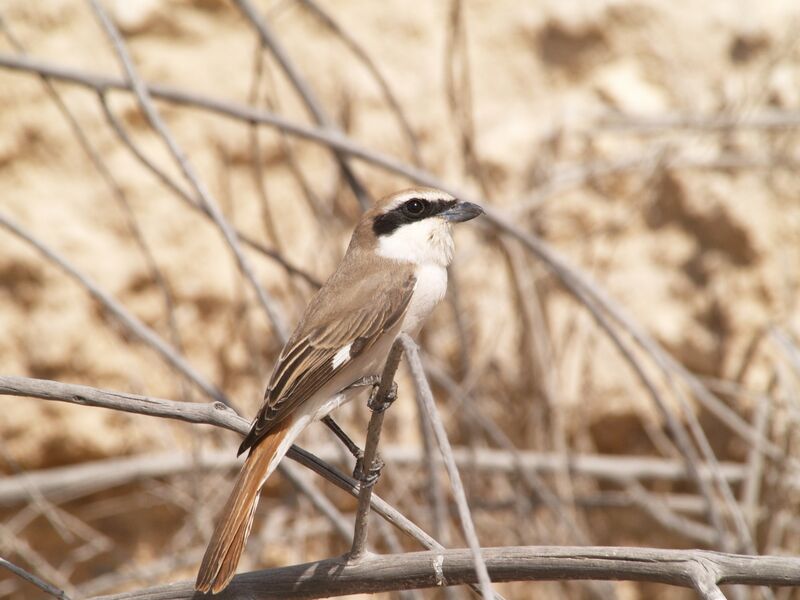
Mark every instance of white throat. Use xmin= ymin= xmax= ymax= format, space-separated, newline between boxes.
xmin=376 ymin=218 xmax=455 ymax=267
xmin=375 ymin=217 xmax=453 ymax=335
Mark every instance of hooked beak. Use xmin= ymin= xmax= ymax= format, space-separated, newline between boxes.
xmin=441 ymin=201 xmax=484 ymax=223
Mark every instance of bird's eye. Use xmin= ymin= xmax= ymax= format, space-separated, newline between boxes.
xmin=403 ymin=199 xmax=426 ymax=217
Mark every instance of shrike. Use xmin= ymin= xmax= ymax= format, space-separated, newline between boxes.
xmin=196 ymin=187 xmax=483 ymax=593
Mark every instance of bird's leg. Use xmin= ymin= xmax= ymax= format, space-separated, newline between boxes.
xmin=344 ymin=374 xmax=380 ymax=390
xmin=353 ymin=380 xmax=398 ymax=485
xmin=322 ymin=416 xmax=364 ymax=463
xmin=322 ymin=375 xmax=381 ymax=463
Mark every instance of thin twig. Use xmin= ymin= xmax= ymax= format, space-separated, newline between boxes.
xmin=444 ymin=0 xmax=491 ymax=197
xmin=96 ymin=92 xmax=320 ymax=289
xmin=246 ymin=45 xmax=284 ymax=251
xmin=88 ymin=0 xmax=290 ymax=343
xmin=0 ymin=375 xmax=502 ymax=600
xmin=0 ymin=50 xmax=792 ymax=235
xmin=426 ymin=360 xmax=595 ymax=546
xmin=234 ymin=0 xmax=370 ymax=209
xmin=0 ymin=43 xmax=792 ymax=592
xmin=400 ymin=335 xmax=494 ymax=599
xmin=280 ymin=462 xmax=352 ymax=543
xmin=0 ymin=54 xmax=418 ymax=180
xmin=0 ymin=526 xmax=76 ymax=597
xmin=0 ymin=557 xmax=71 ymax=600
xmin=0 ymin=445 xmax=75 ymax=544
xmin=484 ymin=208 xmax=757 ymax=550
xmin=413 ymin=375 xmax=452 ymax=545
xmin=250 ymin=47 xmax=333 ymax=230
xmin=2 ymin=50 xmax=773 ymax=495
xmin=349 ymin=339 xmax=404 ymax=560
xmin=0 ymin=19 xmax=191 ymax=407
xmin=742 ymin=392 xmax=771 ymax=531
xmin=498 ymin=239 xmax=587 ymax=543
xmin=598 ymin=109 xmax=800 ymax=132
xmin=625 ymin=480 xmax=719 ymax=546
xmin=297 ymin=0 xmax=422 ymax=166
xmin=0 ymin=213 xmax=230 ymax=406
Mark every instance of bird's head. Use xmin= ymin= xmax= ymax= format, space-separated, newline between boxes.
xmin=353 ymin=188 xmax=483 ymax=267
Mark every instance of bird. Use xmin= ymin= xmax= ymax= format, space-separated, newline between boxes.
xmin=195 ymin=187 xmax=483 ymax=594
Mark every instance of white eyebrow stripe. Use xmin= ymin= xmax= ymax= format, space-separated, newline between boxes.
xmin=385 ymin=189 xmax=455 ymax=211
xmin=331 ymin=343 xmax=352 ymax=369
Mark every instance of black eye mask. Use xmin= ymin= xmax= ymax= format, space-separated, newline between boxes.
xmin=372 ymin=198 xmax=457 ymax=236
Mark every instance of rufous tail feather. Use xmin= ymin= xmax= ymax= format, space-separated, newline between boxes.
xmin=195 ymin=420 xmax=291 ymax=594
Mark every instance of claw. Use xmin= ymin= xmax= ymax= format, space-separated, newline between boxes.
xmin=367 ymin=381 xmax=397 ymax=412
xmin=353 ymin=452 xmax=384 ymax=487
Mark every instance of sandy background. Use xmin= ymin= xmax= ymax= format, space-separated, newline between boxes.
xmin=1 ymin=0 xmax=800 ymax=598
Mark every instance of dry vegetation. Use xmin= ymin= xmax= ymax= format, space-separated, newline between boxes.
xmin=1 ymin=0 xmax=800 ymax=598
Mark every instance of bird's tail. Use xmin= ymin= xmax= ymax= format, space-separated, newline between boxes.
xmin=195 ymin=419 xmax=292 ymax=594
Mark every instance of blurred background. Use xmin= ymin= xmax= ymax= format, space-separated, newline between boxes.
xmin=1 ymin=0 xmax=800 ymax=598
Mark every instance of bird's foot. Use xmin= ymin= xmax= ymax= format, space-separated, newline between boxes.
xmin=353 ymin=452 xmax=384 ymax=487
xmin=367 ymin=381 xmax=397 ymax=413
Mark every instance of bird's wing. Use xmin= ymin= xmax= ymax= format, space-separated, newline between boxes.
xmin=238 ymin=266 xmax=416 ymax=455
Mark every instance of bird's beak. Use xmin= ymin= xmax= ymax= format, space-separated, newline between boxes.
xmin=441 ymin=201 xmax=484 ymax=223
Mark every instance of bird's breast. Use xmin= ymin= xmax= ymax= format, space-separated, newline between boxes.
xmin=402 ymin=263 xmax=448 ymax=334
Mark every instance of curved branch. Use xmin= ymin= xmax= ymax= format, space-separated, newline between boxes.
xmin=0 ymin=53 xmax=435 ymax=188
xmin=92 ymin=546 xmax=800 ymax=600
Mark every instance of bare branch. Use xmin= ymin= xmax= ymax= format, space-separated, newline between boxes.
xmin=92 ymin=546 xmax=800 ymax=600
xmin=400 ymin=335 xmax=494 ymax=599
xmin=0 ymin=442 xmax=755 ymax=508
xmin=7 ymin=49 xmax=773 ymax=495
xmin=0 ymin=56 xmax=781 ymax=498
xmin=625 ymin=480 xmax=719 ymax=546
xmin=95 ymin=92 xmax=321 ymax=289
xmin=0 ymin=374 xmax=245 ymax=430
xmin=482 ymin=207 xmax=760 ymax=551
xmin=1 ymin=50 xmax=793 ymax=254
xmin=0 ymin=53 xmax=433 ymax=187
xmin=280 ymin=462 xmax=353 ymax=543
xmin=234 ymin=0 xmax=371 ymax=209
xmin=0 ymin=20 xmax=191 ymax=404
xmin=598 ymin=110 xmax=800 ymax=132
xmin=689 ymin=559 xmax=728 ymax=600
xmin=0 ymin=556 xmax=71 ymax=600
xmin=349 ymin=339 xmax=404 ymax=559
xmin=0 ymin=376 xmax=446 ymax=558
xmin=88 ymin=0 xmax=290 ymax=343
xmin=297 ymin=0 xmax=422 ymax=166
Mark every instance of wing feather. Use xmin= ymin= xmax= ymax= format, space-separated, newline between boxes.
xmin=238 ymin=265 xmax=415 ymax=455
